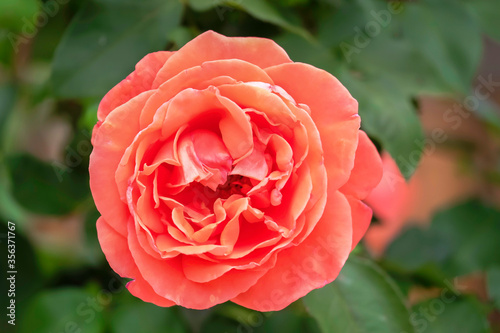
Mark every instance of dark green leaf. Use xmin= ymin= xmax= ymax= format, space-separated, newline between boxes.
xmin=200 ymin=316 xmax=240 ymax=333
xmin=189 ymin=0 xmax=312 ymax=41
xmin=19 ymin=288 xmax=105 ymax=333
xmin=462 ymin=0 xmax=500 ymax=42
xmin=5 ymin=153 xmax=90 ymax=215
xmin=399 ymin=0 xmax=482 ymax=94
xmin=340 ymin=71 xmax=424 ymax=178
xmin=386 ymin=200 xmax=500 ymax=277
xmin=487 ymin=267 xmax=500 ymax=310
xmin=275 ymin=33 xmax=340 ymax=74
xmin=51 ymin=0 xmax=183 ymax=98
xmin=303 ymin=256 xmax=414 ymax=333
xmin=0 ymin=83 xmax=16 ymax=137
xmin=0 ymin=0 xmax=39 ymax=31
xmin=111 ymin=302 xmax=187 ymax=333
xmin=411 ymin=297 xmax=491 ymax=333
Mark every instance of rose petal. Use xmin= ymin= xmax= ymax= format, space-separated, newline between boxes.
xmin=152 ymin=31 xmax=291 ymax=88
xmin=265 ymin=63 xmax=360 ymax=191
xmin=97 ymin=217 xmax=175 ymax=307
xmin=340 ymin=130 xmax=383 ymax=200
xmin=90 ymin=90 xmax=155 ymax=236
xmin=346 ymin=195 xmax=373 ymax=250
xmin=127 ymin=219 xmax=275 ymax=309
xmin=98 ymin=51 xmax=173 ymax=122
xmin=232 ymin=191 xmax=352 ymax=311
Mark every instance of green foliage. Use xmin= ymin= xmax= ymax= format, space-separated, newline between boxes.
xmin=303 ymin=256 xmax=415 ymax=333
xmin=410 ymin=297 xmax=491 ymax=333
xmin=19 ymin=288 xmax=106 ymax=333
xmin=486 ymin=267 xmax=500 ymax=311
xmin=399 ymin=0 xmax=482 ymax=95
xmin=386 ymin=200 xmax=500 ymax=277
xmin=462 ymin=0 xmax=500 ymax=42
xmin=51 ymin=0 xmax=183 ymax=98
xmin=111 ymin=302 xmax=188 ymax=333
xmin=5 ymin=153 xmax=90 ymax=215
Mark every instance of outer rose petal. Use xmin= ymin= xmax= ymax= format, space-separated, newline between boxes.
xmin=232 ymin=191 xmax=352 ymax=311
xmin=96 ymin=217 xmax=175 ymax=307
xmin=340 ymin=130 xmax=383 ymax=200
xmin=265 ymin=63 xmax=360 ymax=191
xmin=98 ymin=51 xmax=173 ymax=122
xmin=90 ymin=91 xmax=154 ymax=236
xmin=152 ymin=31 xmax=292 ymax=87
xmin=346 ymin=195 xmax=373 ymax=250
xmin=127 ymin=219 xmax=276 ymax=309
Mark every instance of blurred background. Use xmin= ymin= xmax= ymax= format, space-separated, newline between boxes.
xmin=0 ymin=0 xmax=499 ymax=332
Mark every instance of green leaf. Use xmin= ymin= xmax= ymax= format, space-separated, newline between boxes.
xmin=317 ymin=0 xmax=388 ymax=49
xmin=386 ymin=200 xmax=500 ymax=277
xmin=340 ymin=71 xmax=424 ymax=178
xmin=255 ymin=307 xmax=321 ymax=333
xmin=400 ymin=0 xmax=482 ymax=94
xmin=303 ymin=256 xmax=415 ymax=333
xmin=0 ymin=0 xmax=39 ymax=31
xmin=111 ymin=302 xmax=187 ymax=333
xmin=19 ymin=288 xmax=105 ymax=333
xmin=462 ymin=0 xmax=500 ymax=42
xmin=275 ymin=33 xmax=340 ymax=74
xmin=51 ymin=0 xmax=183 ymax=98
xmin=487 ymin=267 xmax=500 ymax=310
xmin=188 ymin=0 xmax=312 ymax=41
xmin=0 ymin=83 xmax=16 ymax=138
xmin=5 ymin=153 xmax=90 ymax=215
xmin=411 ymin=297 xmax=491 ymax=333
xmin=200 ymin=316 xmax=240 ymax=333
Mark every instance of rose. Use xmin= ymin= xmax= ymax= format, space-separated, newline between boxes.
xmin=90 ymin=31 xmax=382 ymax=311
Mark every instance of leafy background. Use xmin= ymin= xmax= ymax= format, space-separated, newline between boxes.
xmin=1 ymin=0 xmax=500 ymax=332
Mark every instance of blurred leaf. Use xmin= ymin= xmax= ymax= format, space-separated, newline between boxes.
xmin=19 ymin=288 xmax=105 ymax=333
xmin=486 ymin=267 xmax=500 ymax=310
xmin=386 ymin=200 xmax=500 ymax=277
xmin=51 ymin=0 xmax=183 ymax=98
xmin=348 ymin=33 xmax=458 ymax=96
xmin=411 ymin=297 xmax=491 ymax=333
xmin=317 ymin=0 xmax=385 ymax=48
xmin=200 ymin=316 xmax=240 ymax=333
xmin=462 ymin=0 xmax=500 ymax=42
xmin=0 ymin=83 xmax=16 ymax=137
xmin=5 ymin=153 xmax=90 ymax=215
xmin=400 ymin=0 xmax=482 ymax=94
xmin=111 ymin=301 xmax=187 ymax=333
xmin=168 ymin=26 xmax=197 ymax=50
xmin=83 ymin=205 xmax=104 ymax=265
xmin=340 ymin=71 xmax=424 ymax=178
xmin=275 ymin=32 xmax=341 ymax=74
xmin=189 ymin=0 xmax=312 ymax=41
xmin=0 ymin=0 xmax=39 ymax=31
xmin=303 ymin=256 xmax=414 ymax=333
xmin=255 ymin=307 xmax=321 ymax=333
xmin=474 ymin=100 xmax=500 ymax=135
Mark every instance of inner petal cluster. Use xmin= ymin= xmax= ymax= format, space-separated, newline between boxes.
xmin=118 ymin=83 xmax=325 ymax=275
